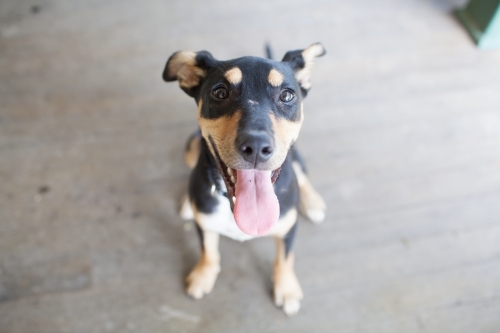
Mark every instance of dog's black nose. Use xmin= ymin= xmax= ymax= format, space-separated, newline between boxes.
xmin=237 ymin=131 xmax=274 ymax=164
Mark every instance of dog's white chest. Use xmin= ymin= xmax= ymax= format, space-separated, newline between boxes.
xmin=194 ymin=194 xmax=256 ymax=242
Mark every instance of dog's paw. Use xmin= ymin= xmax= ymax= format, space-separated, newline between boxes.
xmin=273 ymin=271 xmax=303 ymax=316
xmin=300 ymin=188 xmax=326 ymax=224
xmin=179 ymin=194 xmax=194 ymax=220
xmin=186 ymin=261 xmax=220 ymax=299
xmin=281 ymin=297 xmax=301 ymax=316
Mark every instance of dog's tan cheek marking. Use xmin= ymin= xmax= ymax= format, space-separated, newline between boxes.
xmin=268 ymin=68 xmax=284 ymax=87
xmin=169 ymin=51 xmax=206 ymax=89
xmin=269 ymin=112 xmax=303 ymax=166
xmin=198 ymin=112 xmax=241 ymax=145
xmin=270 ymin=110 xmax=303 ymax=142
xmin=197 ymin=100 xmax=215 ymax=157
xmin=224 ymin=67 xmax=243 ymax=85
xmin=270 ymin=208 xmax=297 ymax=238
xmin=198 ymin=101 xmax=241 ymax=162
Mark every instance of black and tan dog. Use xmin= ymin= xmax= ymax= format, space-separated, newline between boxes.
xmin=163 ymin=43 xmax=327 ymax=316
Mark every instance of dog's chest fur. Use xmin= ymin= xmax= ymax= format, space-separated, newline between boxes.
xmin=193 ymin=189 xmax=299 ymax=242
xmin=193 ymin=192 xmax=256 ymax=241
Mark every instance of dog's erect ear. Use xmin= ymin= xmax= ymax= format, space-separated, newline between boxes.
xmin=282 ymin=43 xmax=325 ymax=97
xmin=163 ymin=51 xmax=217 ymax=97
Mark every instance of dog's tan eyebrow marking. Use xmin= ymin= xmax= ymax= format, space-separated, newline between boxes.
xmin=268 ymin=69 xmax=284 ymax=87
xmin=224 ymin=67 xmax=243 ymax=85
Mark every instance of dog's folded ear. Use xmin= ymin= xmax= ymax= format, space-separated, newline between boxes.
xmin=163 ymin=51 xmax=217 ymax=97
xmin=282 ymin=43 xmax=326 ymax=97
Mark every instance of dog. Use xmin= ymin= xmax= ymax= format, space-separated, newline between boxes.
xmin=162 ymin=43 xmax=327 ymax=316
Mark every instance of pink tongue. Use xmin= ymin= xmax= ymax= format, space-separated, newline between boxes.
xmin=233 ymin=169 xmax=280 ymax=236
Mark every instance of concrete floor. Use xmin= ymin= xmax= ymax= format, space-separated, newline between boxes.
xmin=1 ymin=0 xmax=500 ymax=332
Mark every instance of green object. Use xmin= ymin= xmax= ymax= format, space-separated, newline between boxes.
xmin=455 ymin=0 xmax=500 ymax=49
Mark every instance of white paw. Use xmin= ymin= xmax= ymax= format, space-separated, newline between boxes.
xmin=274 ymin=288 xmax=302 ymax=316
xmin=304 ymin=207 xmax=326 ymax=223
xmin=283 ymin=298 xmax=301 ymax=316
xmin=186 ymin=261 xmax=220 ymax=299
xmin=179 ymin=194 xmax=194 ymax=220
xmin=273 ymin=273 xmax=303 ymax=316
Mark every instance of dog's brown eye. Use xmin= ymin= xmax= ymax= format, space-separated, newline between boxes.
xmin=279 ymin=90 xmax=295 ymax=102
xmin=212 ymin=87 xmax=229 ymax=100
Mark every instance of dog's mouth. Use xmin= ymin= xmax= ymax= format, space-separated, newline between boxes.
xmin=209 ymin=138 xmax=281 ymax=236
xmin=217 ymin=157 xmax=282 ymax=208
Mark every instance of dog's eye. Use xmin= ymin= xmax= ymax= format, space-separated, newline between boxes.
xmin=212 ymin=87 xmax=229 ymax=100
xmin=279 ymin=90 xmax=295 ymax=103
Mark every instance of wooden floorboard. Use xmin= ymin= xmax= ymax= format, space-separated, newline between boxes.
xmin=1 ymin=0 xmax=500 ymax=332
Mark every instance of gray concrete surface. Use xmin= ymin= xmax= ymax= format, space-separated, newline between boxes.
xmin=1 ymin=0 xmax=500 ymax=332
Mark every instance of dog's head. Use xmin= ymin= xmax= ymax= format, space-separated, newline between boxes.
xmin=164 ymin=43 xmax=325 ymax=235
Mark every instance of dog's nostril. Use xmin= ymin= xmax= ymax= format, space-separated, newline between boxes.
xmin=261 ymin=146 xmax=272 ymax=156
xmin=241 ymin=146 xmax=253 ymax=156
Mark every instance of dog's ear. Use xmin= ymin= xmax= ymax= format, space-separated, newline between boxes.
xmin=282 ymin=43 xmax=325 ymax=97
xmin=163 ymin=51 xmax=217 ymax=97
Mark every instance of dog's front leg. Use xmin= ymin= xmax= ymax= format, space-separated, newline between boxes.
xmin=292 ymin=160 xmax=326 ymax=223
xmin=273 ymin=222 xmax=303 ymax=316
xmin=186 ymin=225 xmax=220 ymax=299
